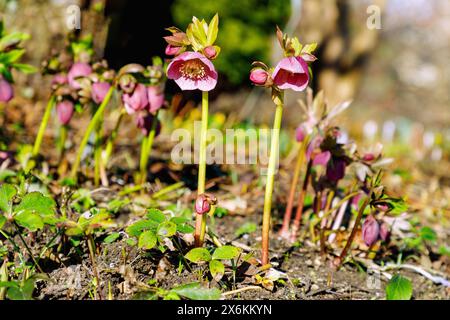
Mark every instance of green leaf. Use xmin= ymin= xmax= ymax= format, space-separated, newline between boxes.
xmin=14 ymin=192 xmax=56 ymax=218
xmin=157 ymin=221 xmax=177 ymax=238
xmin=14 ymin=211 xmax=43 ymax=231
xmin=209 ymin=260 xmax=224 ymax=281
xmin=138 ymin=230 xmax=157 ymax=250
xmin=206 ymin=13 xmax=219 ymax=46
xmin=185 ymin=247 xmax=211 ymax=263
xmin=0 ymin=49 xmax=25 ymax=64
xmin=170 ymin=282 xmax=221 ymax=300
xmin=419 ymin=226 xmax=437 ymax=243
xmin=0 ymin=183 xmax=16 ymax=213
xmin=171 ymin=217 xmax=194 ymax=234
xmin=0 ymin=169 xmax=16 ymax=181
xmin=386 ymin=274 xmax=413 ymax=300
xmin=125 ymin=219 xmax=158 ymax=237
xmin=235 ymin=222 xmax=257 ymax=237
xmin=103 ymin=232 xmax=121 ymax=244
xmin=212 ymin=245 xmax=241 ymax=260
xmin=0 ymin=215 xmax=6 ymax=229
xmin=12 ymin=63 xmax=37 ymax=74
xmin=146 ymin=208 xmax=166 ymax=223
xmin=0 ymin=32 xmax=30 ymax=50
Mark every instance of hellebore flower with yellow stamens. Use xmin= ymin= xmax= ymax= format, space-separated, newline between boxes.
xmin=122 ymin=83 xmax=148 ymax=115
xmin=272 ymin=56 xmax=309 ymax=92
xmin=167 ymin=51 xmax=218 ymax=91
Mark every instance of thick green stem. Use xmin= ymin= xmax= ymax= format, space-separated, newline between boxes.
xmin=70 ymin=86 xmax=114 ymax=181
xmin=94 ymin=117 xmax=104 ymax=187
xmin=57 ymin=125 xmax=68 ymax=162
xmin=194 ymin=91 xmax=209 ymax=247
xmin=139 ymin=112 xmax=159 ymax=185
xmin=32 ymin=95 xmax=56 ymax=157
xmin=102 ymin=109 xmax=125 ymax=168
xmin=261 ymin=93 xmax=284 ymax=265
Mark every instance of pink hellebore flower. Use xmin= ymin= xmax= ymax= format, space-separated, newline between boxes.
xmin=68 ymin=62 xmax=92 ymax=89
xmin=250 ymin=68 xmax=269 ymax=86
xmin=56 ymin=100 xmax=75 ymax=125
xmin=167 ymin=51 xmax=218 ymax=91
xmin=362 ymin=215 xmax=380 ymax=247
xmin=122 ymin=83 xmax=148 ymax=114
xmin=0 ymin=78 xmax=13 ymax=102
xmin=147 ymin=86 xmax=164 ymax=114
xmin=272 ymin=56 xmax=309 ymax=91
xmin=91 ymin=82 xmax=111 ymax=104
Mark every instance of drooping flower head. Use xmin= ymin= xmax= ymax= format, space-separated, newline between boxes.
xmin=91 ymin=81 xmax=111 ymax=104
xmin=122 ymin=83 xmax=148 ymax=115
xmin=147 ymin=85 xmax=165 ymax=114
xmin=362 ymin=215 xmax=380 ymax=247
xmin=272 ymin=56 xmax=309 ymax=92
xmin=56 ymin=100 xmax=75 ymax=125
xmin=68 ymin=62 xmax=92 ymax=89
xmin=164 ymin=14 xmax=220 ymax=92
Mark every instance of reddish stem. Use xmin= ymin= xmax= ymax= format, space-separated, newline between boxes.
xmin=290 ymin=160 xmax=312 ymax=242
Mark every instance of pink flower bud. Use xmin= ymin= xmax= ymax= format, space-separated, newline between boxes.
xmin=122 ymin=83 xmax=148 ymax=114
xmin=362 ymin=153 xmax=375 ymax=161
xmin=0 ymin=78 xmax=13 ymax=102
xmin=68 ymin=62 xmax=92 ymax=89
xmin=326 ymin=159 xmax=346 ymax=182
xmin=195 ymin=194 xmax=211 ymax=215
xmin=165 ymin=44 xmax=183 ymax=56
xmin=56 ymin=100 xmax=74 ymax=125
xmin=203 ymin=46 xmax=218 ymax=60
xmin=380 ymin=222 xmax=390 ymax=242
xmin=91 ymin=82 xmax=111 ymax=104
xmin=250 ymin=68 xmax=269 ymax=85
xmin=362 ymin=215 xmax=380 ymax=247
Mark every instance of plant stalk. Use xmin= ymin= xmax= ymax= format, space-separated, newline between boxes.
xmin=261 ymin=93 xmax=284 ymax=265
xmin=32 ymin=95 xmax=56 ymax=157
xmin=70 ymin=86 xmax=114 ymax=181
xmin=194 ymin=91 xmax=209 ymax=247
xmin=139 ymin=112 xmax=159 ymax=185
xmin=102 ymin=109 xmax=126 ymax=168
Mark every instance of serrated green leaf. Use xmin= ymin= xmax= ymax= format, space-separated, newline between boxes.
xmin=171 ymin=217 xmax=194 ymax=234
xmin=146 ymin=208 xmax=166 ymax=223
xmin=14 ymin=192 xmax=56 ymax=218
xmin=0 ymin=184 xmax=16 ymax=213
xmin=157 ymin=221 xmax=177 ymax=238
xmin=386 ymin=274 xmax=412 ymax=300
xmin=170 ymin=282 xmax=221 ymax=300
xmin=126 ymin=219 xmax=158 ymax=237
xmin=138 ymin=230 xmax=157 ymax=250
xmin=212 ymin=245 xmax=241 ymax=260
xmin=185 ymin=247 xmax=211 ymax=263
xmin=0 ymin=215 xmax=6 ymax=229
xmin=14 ymin=211 xmax=43 ymax=231
xmin=209 ymin=260 xmax=224 ymax=281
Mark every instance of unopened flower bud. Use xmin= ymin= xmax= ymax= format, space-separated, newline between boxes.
xmin=0 ymin=77 xmax=13 ymax=102
xmin=56 ymin=100 xmax=74 ymax=125
xmin=296 ymin=125 xmax=307 ymax=142
xmin=165 ymin=44 xmax=183 ymax=56
xmin=91 ymin=82 xmax=111 ymax=104
xmin=203 ymin=46 xmax=218 ymax=60
xmin=195 ymin=194 xmax=211 ymax=215
xmin=118 ymin=74 xmax=137 ymax=93
xmin=250 ymin=68 xmax=269 ymax=86
xmin=68 ymin=62 xmax=92 ymax=89
xmin=362 ymin=215 xmax=380 ymax=247
xmin=380 ymin=222 xmax=390 ymax=242
xmin=362 ymin=153 xmax=375 ymax=161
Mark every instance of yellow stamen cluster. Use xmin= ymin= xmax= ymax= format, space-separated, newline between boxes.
xmin=180 ymin=59 xmax=207 ymax=80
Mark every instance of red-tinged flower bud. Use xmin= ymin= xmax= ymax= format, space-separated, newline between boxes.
xmin=380 ymin=222 xmax=390 ymax=242
xmin=56 ymin=100 xmax=74 ymax=125
xmin=362 ymin=215 xmax=380 ymax=247
xmin=249 ymin=68 xmax=269 ymax=86
xmin=165 ymin=44 xmax=183 ymax=56
xmin=91 ymin=82 xmax=111 ymax=104
xmin=362 ymin=153 xmax=375 ymax=161
xmin=203 ymin=46 xmax=218 ymax=60
xmin=68 ymin=62 xmax=92 ymax=89
xmin=0 ymin=78 xmax=13 ymax=102
xmin=195 ymin=194 xmax=210 ymax=215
